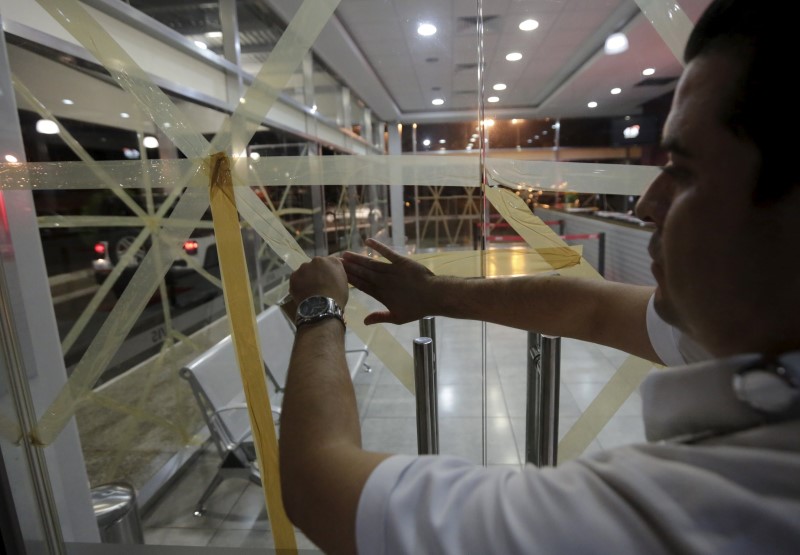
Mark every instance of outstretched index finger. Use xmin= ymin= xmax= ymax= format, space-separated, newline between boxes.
xmin=365 ymin=238 xmax=405 ymax=263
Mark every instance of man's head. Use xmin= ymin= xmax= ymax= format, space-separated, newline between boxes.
xmin=636 ymin=0 xmax=800 ymax=358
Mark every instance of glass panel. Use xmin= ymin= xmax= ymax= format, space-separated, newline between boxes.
xmin=0 ymin=0 xmax=714 ymax=550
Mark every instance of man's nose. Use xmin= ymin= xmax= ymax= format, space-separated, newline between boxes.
xmin=635 ymin=174 xmax=670 ymax=226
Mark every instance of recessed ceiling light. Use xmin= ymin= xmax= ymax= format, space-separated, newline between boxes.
xmin=604 ymin=33 xmax=628 ymax=55
xmin=642 ymin=67 xmax=656 ymax=76
xmin=417 ymin=23 xmax=437 ymax=36
xmin=492 ymin=83 xmax=507 ymax=91
xmin=610 ymin=87 xmax=622 ymax=95
xmin=519 ymin=19 xmax=539 ymax=31
xmin=194 ymin=40 xmax=209 ymax=50
xmin=505 ymin=52 xmax=523 ymax=62
xmin=36 ymin=119 xmax=59 ymax=134
xmin=205 ymin=31 xmax=223 ymax=39
xmin=250 ymin=152 xmax=261 ymax=160
xmin=143 ymin=136 xmax=159 ymax=149
xmin=422 ymin=139 xmax=431 ymax=146
xmin=4 ymin=154 xmax=19 ymax=163
xmin=487 ymin=96 xmax=500 ymax=103
xmin=587 ymin=101 xmax=598 ymax=108
xmin=432 ymin=98 xmax=444 ymax=106
xmin=62 ymin=98 xmax=74 ymax=105
xmin=120 ymin=112 xmax=130 ymax=119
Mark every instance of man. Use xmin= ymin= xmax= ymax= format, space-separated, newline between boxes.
xmin=279 ymin=1 xmax=800 ymax=552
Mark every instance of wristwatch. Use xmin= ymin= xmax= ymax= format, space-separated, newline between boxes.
xmin=295 ymin=295 xmax=346 ymax=329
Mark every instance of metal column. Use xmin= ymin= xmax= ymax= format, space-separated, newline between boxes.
xmin=413 ymin=337 xmax=438 ymax=454
xmin=525 ymin=333 xmax=561 ymax=467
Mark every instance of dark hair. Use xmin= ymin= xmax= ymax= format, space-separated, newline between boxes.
xmin=685 ymin=0 xmax=792 ymax=202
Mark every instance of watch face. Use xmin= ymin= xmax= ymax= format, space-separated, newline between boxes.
xmin=298 ymin=296 xmax=329 ymax=317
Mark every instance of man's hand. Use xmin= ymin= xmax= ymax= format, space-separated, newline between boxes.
xmin=289 ymin=255 xmax=349 ymax=309
xmin=342 ymin=238 xmax=438 ymax=325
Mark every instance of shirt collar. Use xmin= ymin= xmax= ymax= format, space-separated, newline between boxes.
xmin=640 ymin=351 xmax=800 ymax=444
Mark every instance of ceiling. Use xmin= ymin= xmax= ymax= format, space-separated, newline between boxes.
xmin=123 ymin=0 xmax=713 ymax=124
xmin=10 ymin=0 xmax=714 ymax=132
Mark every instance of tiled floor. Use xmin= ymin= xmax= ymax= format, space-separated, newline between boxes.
xmin=141 ymin=309 xmax=655 ymax=551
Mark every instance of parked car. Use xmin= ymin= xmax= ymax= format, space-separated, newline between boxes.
xmin=92 ymin=228 xmax=220 ymax=306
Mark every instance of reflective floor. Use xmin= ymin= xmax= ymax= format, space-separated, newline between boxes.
xmin=141 ymin=313 xmax=655 ymax=550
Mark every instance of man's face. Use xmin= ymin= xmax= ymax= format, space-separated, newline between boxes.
xmin=636 ymin=52 xmax=795 ymax=357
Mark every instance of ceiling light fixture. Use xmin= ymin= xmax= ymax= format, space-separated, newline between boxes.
xmin=422 ymin=139 xmax=431 ymax=146
xmin=492 ymin=83 xmax=507 ymax=91
xmin=194 ymin=40 xmax=209 ymax=50
xmin=519 ymin=19 xmax=539 ymax=31
xmin=487 ymin=96 xmax=500 ymax=103
xmin=431 ymin=98 xmax=444 ymax=106
xmin=417 ymin=23 xmax=437 ymax=36
xmin=120 ymin=112 xmax=130 ymax=119
xmin=604 ymin=32 xmax=629 ymax=55
xmin=642 ymin=67 xmax=656 ymax=76
xmin=36 ymin=119 xmax=59 ymax=134
xmin=250 ymin=152 xmax=261 ymax=160
xmin=143 ymin=136 xmax=159 ymax=149
xmin=610 ymin=87 xmax=622 ymax=95
xmin=505 ymin=52 xmax=523 ymax=62
xmin=205 ymin=31 xmax=223 ymax=39
xmin=62 ymin=98 xmax=74 ymax=105
xmin=4 ymin=154 xmax=19 ymax=163
xmin=439 ymin=139 xmax=446 ymax=144
xmin=587 ymin=101 xmax=598 ymax=108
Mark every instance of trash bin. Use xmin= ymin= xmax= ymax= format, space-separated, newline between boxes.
xmin=91 ymin=482 xmax=144 ymax=544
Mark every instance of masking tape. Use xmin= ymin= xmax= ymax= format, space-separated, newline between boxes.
xmin=209 ymin=152 xmax=296 ymax=552
xmin=23 ymin=0 xmax=657 ymax=465
xmin=34 ymin=0 xmax=341 ymax=444
xmin=35 ymin=179 xmax=213 ymax=445
xmin=633 ymin=0 xmax=693 ymax=64
xmin=12 ymin=76 xmax=149 ymax=220
xmin=558 ymin=355 xmax=655 ymax=462
xmin=35 ymin=0 xmax=212 ymax=159
xmin=0 ymin=156 xmax=658 ymax=197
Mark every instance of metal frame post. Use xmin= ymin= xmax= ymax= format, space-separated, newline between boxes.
xmin=413 ymin=337 xmax=438 ymax=454
xmin=598 ymin=232 xmax=606 ymax=277
xmin=525 ymin=332 xmax=561 ymax=466
xmin=419 ymin=316 xmax=439 ymax=452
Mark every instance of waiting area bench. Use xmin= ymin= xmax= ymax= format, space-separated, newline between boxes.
xmin=179 ymin=304 xmax=370 ymax=515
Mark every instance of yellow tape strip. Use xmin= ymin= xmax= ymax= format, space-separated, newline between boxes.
xmin=0 ymin=157 xmax=659 ymax=196
xmin=34 ymin=0 xmax=339 ymax=442
xmin=35 ymin=0 xmax=211 ymax=159
xmin=12 ymin=76 xmax=149 ymax=220
xmin=633 ymin=0 xmax=693 ymax=64
xmin=209 ymin=153 xmax=296 ymax=552
xmin=558 ymin=355 xmax=654 ymax=462
xmin=485 ymin=185 xmax=581 ymax=269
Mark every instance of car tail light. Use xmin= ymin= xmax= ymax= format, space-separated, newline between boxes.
xmin=183 ymin=240 xmax=199 ymax=255
xmin=94 ymin=242 xmax=106 ymax=255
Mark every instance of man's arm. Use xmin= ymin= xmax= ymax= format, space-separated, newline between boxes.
xmin=343 ymin=238 xmax=660 ymax=363
xmin=279 ymin=256 xmax=391 ymax=555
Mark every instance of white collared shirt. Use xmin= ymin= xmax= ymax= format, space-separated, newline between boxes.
xmin=356 ymin=353 xmax=800 ymax=554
